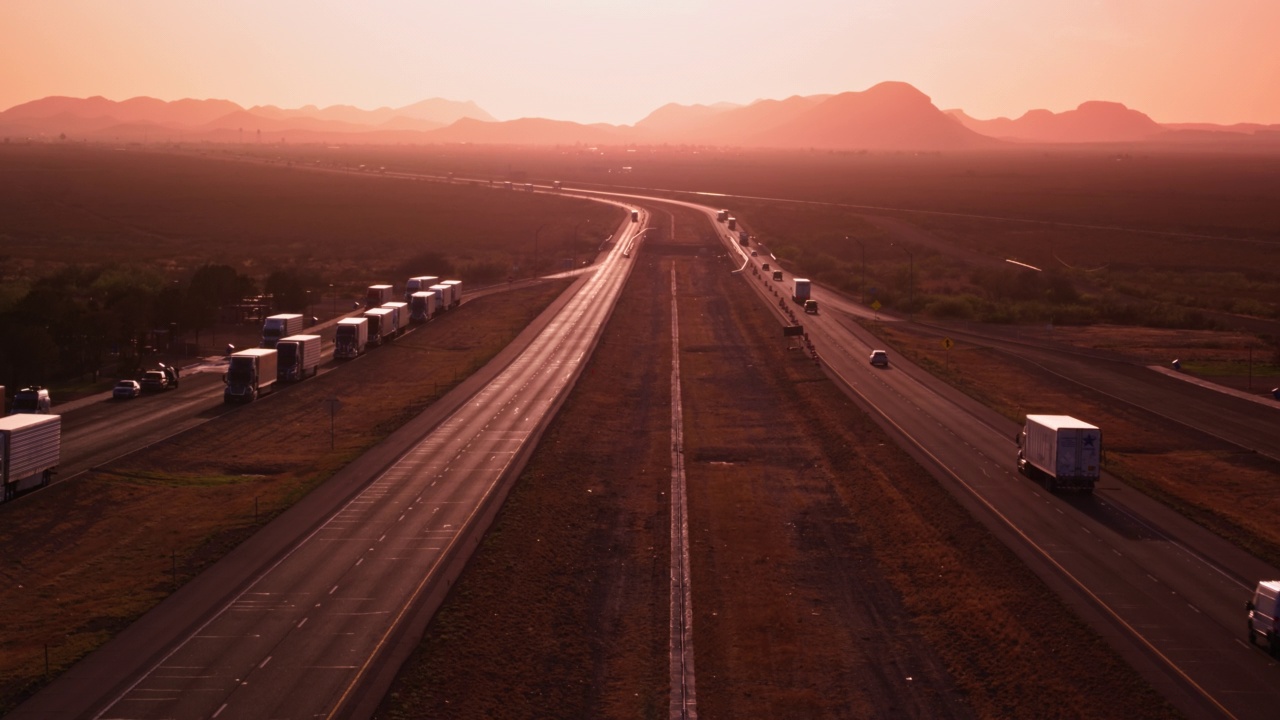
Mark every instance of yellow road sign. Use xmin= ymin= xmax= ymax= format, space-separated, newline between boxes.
xmin=870 ymin=300 xmax=882 ymax=311
xmin=942 ymin=337 xmax=954 ymax=350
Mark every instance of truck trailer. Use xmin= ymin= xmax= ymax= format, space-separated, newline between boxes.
xmin=441 ymin=279 xmax=463 ymax=309
xmin=410 ymin=291 xmax=437 ymax=323
xmin=717 ymin=209 xmax=729 ymax=222
xmin=738 ymin=230 xmax=750 ymax=246
xmin=793 ymin=278 xmax=811 ymax=304
xmin=363 ymin=307 xmax=396 ymax=346
xmin=261 ymin=314 xmax=304 ymax=349
xmin=334 ymin=317 xmax=369 ymax=359
xmin=1 ymin=414 xmax=60 ymax=501
xmin=276 ymin=334 xmax=322 ymax=382
xmin=365 ymin=284 xmax=394 ymax=308
xmin=224 ymin=348 xmax=278 ymax=403
xmin=428 ymin=284 xmax=451 ymax=313
xmin=727 ymin=217 xmax=737 ymax=230
xmin=405 ymin=275 xmax=439 ymax=302
xmin=1017 ymin=414 xmax=1101 ymax=493
xmin=381 ymin=302 xmax=408 ymax=337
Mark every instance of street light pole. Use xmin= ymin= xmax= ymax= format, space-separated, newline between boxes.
xmin=532 ymin=223 xmax=546 ymax=279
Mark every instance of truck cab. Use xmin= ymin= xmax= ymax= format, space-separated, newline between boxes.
xmin=1248 ymin=580 xmax=1280 ymax=656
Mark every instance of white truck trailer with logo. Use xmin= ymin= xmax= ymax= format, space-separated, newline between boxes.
xmin=1 ymin=414 xmax=60 ymax=501
xmin=363 ymin=307 xmax=396 ymax=346
xmin=224 ymin=348 xmax=278 ymax=403
xmin=410 ymin=291 xmax=437 ymax=323
xmin=1017 ymin=414 xmax=1102 ymax=493
xmin=276 ymin=334 xmax=322 ymax=382
xmin=261 ymin=314 xmax=305 ymax=349
xmin=334 ymin=317 xmax=369 ymax=359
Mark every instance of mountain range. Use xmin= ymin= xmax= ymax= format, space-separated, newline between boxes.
xmin=3 ymin=84 xmax=1278 ymax=150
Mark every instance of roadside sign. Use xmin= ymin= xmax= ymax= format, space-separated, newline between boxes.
xmin=870 ymin=300 xmax=882 ymax=311
xmin=942 ymin=337 xmax=954 ymax=350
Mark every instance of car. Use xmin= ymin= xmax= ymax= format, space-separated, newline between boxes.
xmin=11 ymin=386 xmax=52 ymax=413
xmin=1247 ymin=580 xmax=1280 ymax=656
xmin=113 ymin=379 xmax=141 ymax=399
xmin=751 ymin=250 xmax=758 ymax=256
xmin=869 ymin=350 xmax=889 ymax=367
xmin=139 ymin=370 xmax=170 ymax=392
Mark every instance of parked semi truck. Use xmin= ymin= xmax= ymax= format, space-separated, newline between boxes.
xmin=365 ymin=284 xmax=394 ymax=308
xmin=1017 ymin=414 xmax=1101 ymax=492
xmin=381 ymin=302 xmax=408 ymax=337
xmin=276 ymin=334 xmax=322 ymax=382
xmin=1 ymin=414 xmax=60 ymax=501
xmin=364 ymin=307 xmax=396 ymax=346
xmin=224 ymin=348 xmax=278 ymax=403
xmin=405 ymin=275 xmax=438 ymax=302
xmin=410 ymin=291 xmax=437 ymax=323
xmin=442 ymin=279 xmax=463 ymax=309
xmin=261 ymin=313 xmax=304 ymax=349
xmin=334 ymin=317 xmax=369 ymax=359
xmin=429 ymin=284 xmax=451 ymax=312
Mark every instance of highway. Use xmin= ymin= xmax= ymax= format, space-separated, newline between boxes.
xmin=567 ymin=188 xmax=1279 ymax=719
xmin=13 ymin=208 xmax=646 ymax=719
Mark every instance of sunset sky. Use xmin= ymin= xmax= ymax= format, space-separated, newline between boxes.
xmin=2 ymin=0 xmax=1277 ymax=125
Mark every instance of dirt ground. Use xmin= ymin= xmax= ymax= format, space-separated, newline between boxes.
xmin=0 ymin=281 xmax=570 ymax=713
xmin=376 ymin=208 xmax=1174 ymax=718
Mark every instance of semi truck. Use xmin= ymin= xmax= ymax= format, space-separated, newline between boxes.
xmin=381 ymin=302 xmax=408 ymax=337
xmin=11 ymin=387 xmax=52 ymax=414
xmin=364 ymin=307 xmax=396 ymax=346
xmin=405 ymin=275 xmax=439 ymax=302
xmin=276 ymin=334 xmax=322 ymax=382
xmin=442 ymin=279 xmax=463 ymax=309
xmin=410 ymin=291 xmax=437 ymax=323
xmin=1017 ymin=414 xmax=1101 ymax=493
xmin=717 ymin=209 xmax=729 ymax=222
xmin=224 ymin=348 xmax=278 ymax=403
xmin=1 ymin=414 xmax=60 ymax=501
xmin=738 ymin=230 xmax=750 ymax=245
xmin=335 ymin=317 xmax=369 ymax=359
xmin=365 ymin=284 xmax=394 ymax=308
xmin=793 ymin=278 xmax=811 ymax=304
xmin=261 ymin=314 xmax=304 ymax=349
xmin=429 ymin=284 xmax=451 ymax=312
xmin=727 ymin=217 xmax=737 ymax=230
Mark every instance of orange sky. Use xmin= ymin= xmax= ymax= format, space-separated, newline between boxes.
xmin=2 ymin=0 xmax=1277 ymax=125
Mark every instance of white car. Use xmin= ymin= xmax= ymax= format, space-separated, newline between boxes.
xmin=869 ymin=350 xmax=889 ymax=367
xmin=113 ymin=379 xmax=141 ymax=399
xmin=1248 ymin=580 xmax=1280 ymax=656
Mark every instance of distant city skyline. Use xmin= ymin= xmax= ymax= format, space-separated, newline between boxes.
xmin=3 ymin=0 xmax=1277 ymax=126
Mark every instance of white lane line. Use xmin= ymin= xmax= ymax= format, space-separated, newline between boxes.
xmin=668 ymin=265 xmax=698 ymax=720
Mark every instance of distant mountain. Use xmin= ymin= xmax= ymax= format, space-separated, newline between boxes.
xmin=422 ymin=117 xmax=621 ymax=145
xmin=947 ymin=101 xmax=1162 ymax=143
xmin=633 ymin=101 xmax=741 ymax=138
xmin=748 ymin=83 xmax=996 ymax=150
xmin=2 ymin=95 xmax=242 ymax=127
xmin=247 ymin=98 xmax=492 ymax=128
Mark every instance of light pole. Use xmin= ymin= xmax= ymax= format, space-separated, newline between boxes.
xmin=893 ymin=242 xmax=913 ymax=321
xmin=532 ymin=223 xmax=546 ymax=279
xmin=849 ymin=235 xmax=865 ymax=304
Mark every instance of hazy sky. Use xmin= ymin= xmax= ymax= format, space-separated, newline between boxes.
xmin=2 ymin=0 xmax=1277 ymax=125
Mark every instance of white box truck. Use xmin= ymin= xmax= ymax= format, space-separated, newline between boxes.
xmin=276 ymin=334 xmax=322 ymax=382
xmin=441 ymin=279 xmax=463 ymax=309
xmin=261 ymin=314 xmax=304 ymax=349
xmin=223 ymin=348 xmax=278 ymax=403
xmin=1247 ymin=580 xmax=1280 ymax=657
xmin=365 ymin=284 xmax=394 ymax=308
xmin=1 ymin=414 xmax=60 ymax=501
xmin=334 ymin=317 xmax=369 ymax=359
xmin=363 ymin=307 xmax=395 ymax=346
xmin=405 ymin=275 xmax=438 ymax=302
xmin=1017 ymin=414 xmax=1101 ymax=492
xmin=410 ymin=291 xmax=437 ymax=323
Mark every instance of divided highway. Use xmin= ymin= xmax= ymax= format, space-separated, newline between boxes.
xmin=577 ymin=188 xmax=1278 ymax=720
xmin=14 ymin=207 xmax=648 ymax=719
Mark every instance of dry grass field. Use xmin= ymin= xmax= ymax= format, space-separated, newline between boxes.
xmin=376 ymin=204 xmax=1174 ymax=719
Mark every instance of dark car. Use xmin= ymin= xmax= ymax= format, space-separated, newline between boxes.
xmin=113 ymin=379 xmax=141 ymax=399
xmin=139 ymin=370 xmax=170 ymax=392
